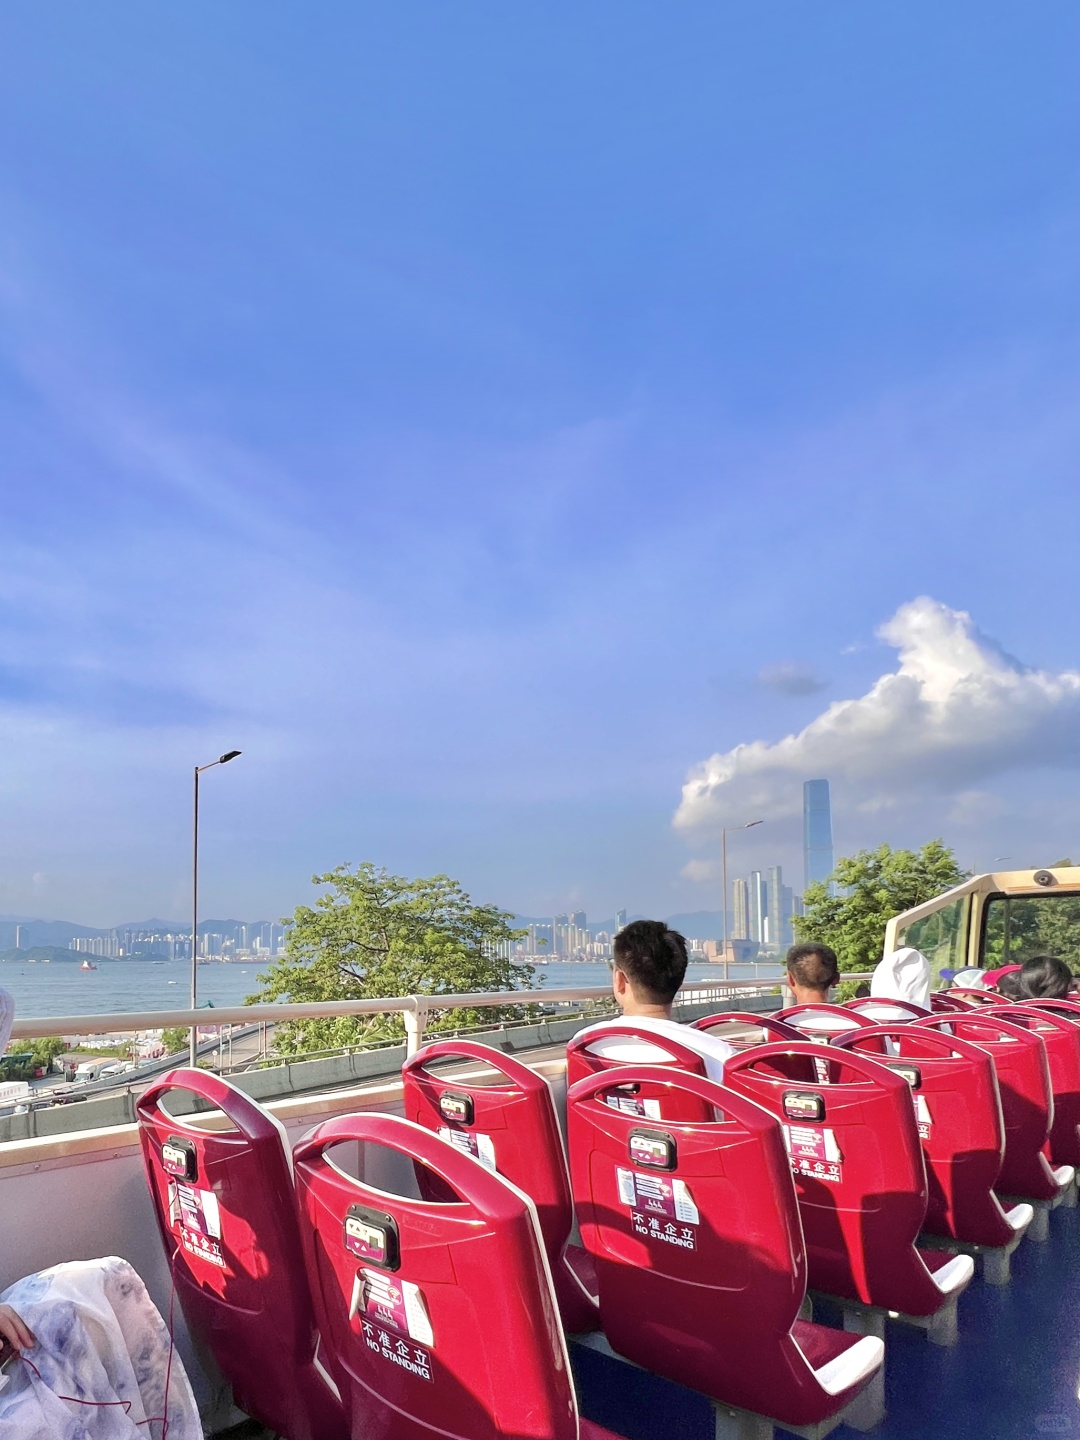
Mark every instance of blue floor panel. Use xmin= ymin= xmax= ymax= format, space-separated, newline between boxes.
xmin=572 ymin=1201 xmax=1080 ymax=1440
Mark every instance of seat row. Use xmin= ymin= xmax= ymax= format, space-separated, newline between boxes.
xmin=132 ymin=989 xmax=1080 ymax=1440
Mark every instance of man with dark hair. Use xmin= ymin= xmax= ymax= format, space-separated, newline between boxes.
xmin=785 ymin=941 xmax=840 ymax=1005
xmin=572 ymin=919 xmax=735 ymax=1079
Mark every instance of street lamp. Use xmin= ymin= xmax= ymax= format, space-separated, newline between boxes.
xmin=722 ymin=820 xmax=763 ymax=976
xmin=190 ymin=750 xmax=242 ymax=1066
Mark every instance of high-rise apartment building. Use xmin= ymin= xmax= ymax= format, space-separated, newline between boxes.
xmin=553 ymin=914 xmax=569 ymax=956
xmin=731 ymin=878 xmax=750 ymax=940
xmin=803 ymin=779 xmax=835 ymax=892
xmin=614 ymin=909 xmax=627 ymax=933
xmin=767 ymin=866 xmax=796 ymax=951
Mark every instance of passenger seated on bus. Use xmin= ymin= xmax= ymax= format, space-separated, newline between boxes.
xmin=574 ymin=920 xmax=735 ymax=1078
xmin=785 ymin=942 xmax=840 ymax=1004
xmin=870 ymin=946 xmax=931 ymax=1008
xmin=1001 ymin=954 xmax=1074 ymax=1000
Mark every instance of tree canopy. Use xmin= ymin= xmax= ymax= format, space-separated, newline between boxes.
xmin=793 ymin=841 xmax=965 ymax=972
xmin=249 ymin=863 xmax=528 ymax=1056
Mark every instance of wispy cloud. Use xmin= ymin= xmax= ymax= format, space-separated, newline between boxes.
xmin=757 ymin=662 xmax=829 ymax=697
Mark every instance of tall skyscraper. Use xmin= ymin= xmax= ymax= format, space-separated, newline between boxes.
xmin=731 ymin=879 xmax=750 ymax=940
xmin=803 ymin=779 xmax=835 ymax=892
xmin=614 ymin=909 xmax=627 ymax=933
xmin=748 ymin=871 xmax=768 ymax=944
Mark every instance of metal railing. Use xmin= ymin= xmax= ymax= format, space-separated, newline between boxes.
xmin=7 ymin=975 xmax=813 ymax=1058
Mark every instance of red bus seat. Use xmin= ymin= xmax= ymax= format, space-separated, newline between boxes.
xmin=844 ymin=997 xmax=931 ymax=1023
xmin=723 ymin=1042 xmax=974 ymax=1317
xmin=566 ymin=1022 xmax=712 ymax=1122
xmin=566 ymin=1066 xmax=884 ymax=1429
xmin=931 ymin=993 xmax=976 ymax=1012
xmin=987 ymin=1006 xmax=1080 ymax=1170
xmin=401 ymin=1039 xmax=598 ymax=1332
xmin=914 ymin=1013 xmax=1073 ymax=1202
xmin=831 ymin=1025 xmax=1032 ymax=1249
xmin=293 ymin=1112 xmax=630 ymax=1440
xmin=136 ymin=1068 xmax=347 ymax=1440
xmin=946 ymin=987 xmax=1003 ymax=1006
xmin=691 ymin=1011 xmax=803 ymax=1050
xmin=773 ymin=1003 xmax=877 ymax=1040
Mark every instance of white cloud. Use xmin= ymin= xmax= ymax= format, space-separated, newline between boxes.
xmin=675 ymin=597 xmax=1080 ymax=835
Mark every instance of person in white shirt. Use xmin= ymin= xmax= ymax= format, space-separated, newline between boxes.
xmin=573 ymin=920 xmax=735 ymax=1080
xmin=785 ymin=942 xmax=840 ymax=1006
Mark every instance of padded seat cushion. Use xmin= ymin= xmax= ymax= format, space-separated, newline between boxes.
xmin=791 ymin=1322 xmax=884 ymax=1396
xmin=1005 ymin=1202 xmax=1035 ymax=1231
xmin=917 ymin=1250 xmax=974 ymax=1294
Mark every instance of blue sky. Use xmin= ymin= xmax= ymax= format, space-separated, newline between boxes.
xmin=2 ymin=5 xmax=1080 ymax=925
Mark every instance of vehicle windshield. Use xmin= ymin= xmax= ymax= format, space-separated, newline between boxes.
xmin=982 ymin=893 xmax=1080 ymax=968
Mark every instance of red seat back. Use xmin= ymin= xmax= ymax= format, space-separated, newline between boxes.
xmin=136 ymin=1069 xmax=346 ymax=1440
xmin=293 ymin=1113 xmax=580 ymax=1440
xmin=913 ymin=1014 xmax=1061 ymax=1200
xmin=989 ymin=1007 xmax=1080 ymax=1169
xmin=566 ymin=1023 xmax=712 ymax=1122
xmin=947 ymin=987 xmax=1004 ymax=1006
xmin=722 ymin=1042 xmax=950 ymax=1315
xmin=844 ymin=997 xmax=930 ymax=1022
xmin=773 ymin=1004 xmax=876 ymax=1041
xmin=566 ymin=1066 xmax=879 ymax=1428
xmin=692 ymin=1011 xmax=803 ymax=1050
xmin=931 ymin=993 xmax=975 ymax=1012
xmin=401 ymin=1040 xmax=596 ymax=1331
xmin=831 ymin=1025 xmax=1013 ymax=1247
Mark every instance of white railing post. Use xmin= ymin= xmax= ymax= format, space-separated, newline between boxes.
xmin=403 ymin=999 xmax=426 ymax=1057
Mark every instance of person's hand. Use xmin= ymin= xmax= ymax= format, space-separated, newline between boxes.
xmin=0 ymin=1303 xmax=35 ymax=1351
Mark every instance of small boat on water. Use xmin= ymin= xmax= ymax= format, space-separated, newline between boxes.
xmin=80 ymin=960 xmax=97 ymax=971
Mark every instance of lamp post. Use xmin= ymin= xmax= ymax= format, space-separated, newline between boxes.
xmin=190 ymin=750 xmax=242 ymax=1067
xmin=721 ymin=820 xmax=763 ymax=978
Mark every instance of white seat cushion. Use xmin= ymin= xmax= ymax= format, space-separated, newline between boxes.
xmin=1005 ymin=1202 xmax=1035 ymax=1232
xmin=931 ymin=1253 xmax=975 ymax=1294
xmin=811 ymin=1335 xmax=885 ymax=1396
xmin=1052 ymin=1164 xmax=1075 ymax=1188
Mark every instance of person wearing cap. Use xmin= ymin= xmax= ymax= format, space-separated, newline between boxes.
xmin=870 ymin=947 xmax=931 ymax=1010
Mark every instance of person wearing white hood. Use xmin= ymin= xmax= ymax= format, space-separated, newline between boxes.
xmin=870 ymin=947 xmax=932 ymax=1010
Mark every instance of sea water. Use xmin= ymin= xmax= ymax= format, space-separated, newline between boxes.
xmin=0 ymin=958 xmax=780 ymax=1021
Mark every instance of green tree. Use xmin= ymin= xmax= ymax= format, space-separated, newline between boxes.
xmin=161 ymin=1027 xmax=189 ymax=1054
xmin=27 ymin=1036 xmax=66 ymax=1069
xmin=793 ymin=841 xmax=965 ymax=972
xmin=249 ymin=864 xmax=529 ymax=1057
